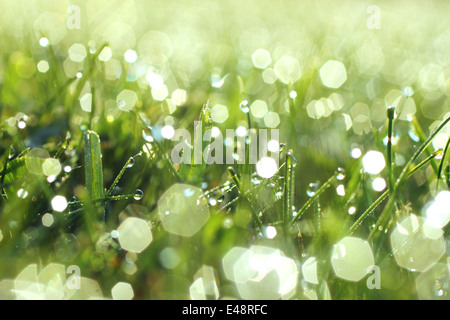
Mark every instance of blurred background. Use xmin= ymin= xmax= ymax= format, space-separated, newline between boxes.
xmin=0 ymin=0 xmax=449 ymax=299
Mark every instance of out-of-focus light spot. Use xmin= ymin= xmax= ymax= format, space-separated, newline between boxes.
xmin=76 ymin=72 xmax=83 ymax=79
xmin=39 ymin=37 xmax=49 ymax=47
xmin=289 ymin=91 xmax=297 ymax=99
xmin=111 ymin=230 xmax=119 ymax=239
xmin=80 ymin=93 xmax=92 ymax=113
xmin=146 ymin=70 xmax=164 ymax=89
xmin=267 ymin=140 xmax=280 ymax=153
xmin=351 ymin=148 xmax=362 ymax=159
xmin=262 ymin=68 xmax=277 ymax=84
xmin=402 ymin=86 xmax=414 ymax=97
xmin=362 ymin=151 xmax=385 ymax=174
xmin=336 ymin=184 xmax=345 ymax=196
xmin=17 ymin=189 xmax=28 ymax=199
xmin=124 ymin=50 xmax=138 ymax=63
xmin=190 ymin=266 xmax=220 ymax=300
xmin=161 ymin=125 xmax=175 ymax=139
xmin=331 ymin=237 xmax=374 ymax=282
xmin=172 ymin=89 xmax=187 ymax=106
xmin=256 ymin=157 xmax=278 ymax=179
xmin=302 ymin=257 xmax=319 ymax=285
xmin=211 ymin=104 xmax=229 ymax=123
xmin=391 ymin=214 xmax=445 ymax=272
xmin=42 ymin=158 xmax=62 ymax=177
xmin=117 ymin=89 xmax=137 ymax=112
xmin=111 ymin=282 xmax=134 ymax=300
xmin=51 ymin=196 xmax=68 ymax=212
xmin=159 ymin=247 xmax=181 ymax=269
xmin=211 ymin=127 xmax=221 ymax=138
xmin=26 ymin=148 xmax=50 ymax=175
xmin=151 ymin=85 xmax=168 ymax=101
xmin=222 ymin=246 xmax=298 ymax=300
xmin=63 ymin=166 xmax=72 ymax=173
xmin=432 ymin=133 xmax=449 ymax=151
xmin=37 ymin=60 xmax=49 ymax=73
xmin=98 ymin=46 xmax=112 ymax=62
xmin=17 ymin=121 xmax=26 ymax=129
xmin=252 ymin=49 xmax=271 ymax=69
xmin=157 ymin=184 xmax=210 ymax=237
xmin=264 ymin=226 xmax=277 ymax=239
xmin=117 ymin=217 xmax=152 ymax=253
xmin=42 ymin=213 xmax=54 ymax=227
xmin=319 ymin=60 xmax=347 ymax=89
xmin=372 ymin=177 xmax=386 ymax=192
xmin=236 ymin=126 xmax=247 ymax=137
xmin=250 ymin=100 xmax=268 ymax=118
xmin=425 ymin=191 xmax=450 ymax=229
xmin=338 ymin=114 xmax=351 ymax=132
xmin=274 ymin=56 xmax=301 ymax=84
xmin=416 ymin=263 xmax=450 ymax=300
xmin=348 ymin=207 xmax=356 ymax=215
xmin=419 ymin=63 xmax=445 ymax=92
xmin=68 ymin=43 xmax=87 ymax=63
xmin=264 ymin=112 xmax=280 ymax=128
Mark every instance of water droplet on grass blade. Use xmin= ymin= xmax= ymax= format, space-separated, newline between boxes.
xmin=134 ymin=189 xmax=144 ymax=201
xmin=127 ymin=157 xmax=135 ymax=168
xmin=240 ymin=100 xmax=250 ymax=113
xmin=336 ymin=167 xmax=346 ymax=180
xmin=17 ymin=189 xmax=28 ymax=199
xmin=306 ymin=183 xmax=318 ymax=197
xmin=8 ymin=147 xmax=16 ymax=159
xmin=387 ymin=106 xmax=398 ymax=119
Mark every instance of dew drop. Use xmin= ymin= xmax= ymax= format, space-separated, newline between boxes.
xmin=306 ymin=182 xmax=318 ymax=197
xmin=127 ymin=157 xmax=135 ymax=168
xmin=142 ymin=129 xmax=154 ymax=142
xmin=216 ymin=195 xmax=225 ymax=203
xmin=8 ymin=147 xmax=16 ymax=159
xmin=434 ymin=280 xmax=445 ymax=297
xmin=251 ymin=177 xmax=262 ymax=185
xmin=240 ymin=100 xmax=250 ymax=113
xmin=134 ymin=189 xmax=144 ymax=201
xmin=17 ymin=189 xmax=28 ymax=199
xmin=336 ymin=167 xmax=346 ymax=181
xmin=387 ymin=105 xmax=397 ymax=119
xmin=408 ymin=130 xmax=420 ymax=142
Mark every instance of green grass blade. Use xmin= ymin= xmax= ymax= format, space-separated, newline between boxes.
xmin=178 ymin=104 xmax=212 ymax=185
xmin=290 ymin=173 xmax=337 ymax=226
xmin=437 ymin=137 xmax=450 ymax=188
xmin=84 ymin=130 xmax=104 ymax=203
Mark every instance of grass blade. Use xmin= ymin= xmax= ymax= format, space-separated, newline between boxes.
xmin=437 ymin=137 xmax=450 ymax=189
xmin=84 ymin=130 xmax=104 ymax=203
xmin=290 ymin=173 xmax=337 ymax=226
xmin=369 ymin=114 xmax=449 ymax=243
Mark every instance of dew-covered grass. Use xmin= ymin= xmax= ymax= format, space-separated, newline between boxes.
xmin=0 ymin=0 xmax=449 ymax=300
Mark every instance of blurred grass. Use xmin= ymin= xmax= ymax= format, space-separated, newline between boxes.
xmin=0 ymin=0 xmax=449 ymax=300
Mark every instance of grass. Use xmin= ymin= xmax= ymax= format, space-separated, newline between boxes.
xmin=0 ymin=0 xmax=449 ymax=300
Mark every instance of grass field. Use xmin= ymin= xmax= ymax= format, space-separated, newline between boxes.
xmin=0 ymin=0 xmax=449 ymax=300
